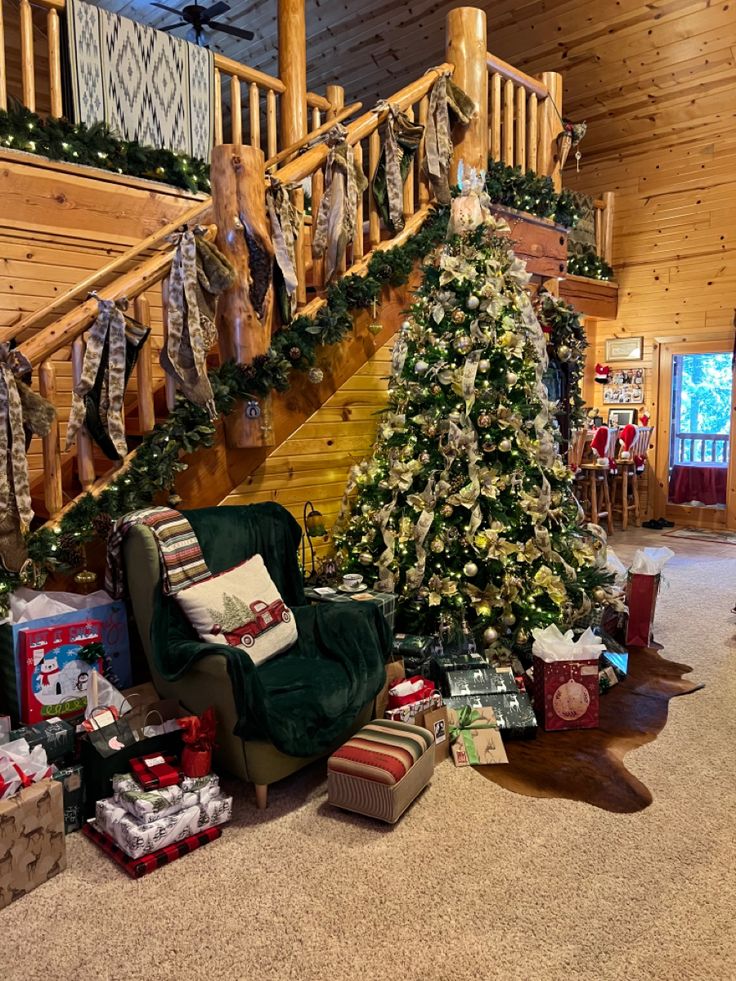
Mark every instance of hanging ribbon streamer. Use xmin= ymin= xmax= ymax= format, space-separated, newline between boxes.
xmin=375 ymin=496 xmax=398 ymax=592
xmin=266 ymin=177 xmax=301 ymax=324
xmin=424 ymin=72 xmax=475 ymax=206
xmin=163 ymin=229 xmax=235 ymax=421
xmin=371 ymin=101 xmax=424 ymax=233
xmin=312 ymin=124 xmax=368 ymax=283
xmin=66 ymin=298 xmax=128 ymax=458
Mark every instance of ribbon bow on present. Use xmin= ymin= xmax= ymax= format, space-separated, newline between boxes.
xmin=179 ymin=706 xmax=217 ymax=752
xmin=448 ymin=705 xmax=494 ymax=742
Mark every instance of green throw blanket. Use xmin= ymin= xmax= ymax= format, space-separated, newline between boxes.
xmin=150 ymin=504 xmax=390 ymax=757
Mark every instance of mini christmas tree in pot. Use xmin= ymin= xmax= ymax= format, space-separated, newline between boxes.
xmin=334 ymin=170 xmax=614 ymax=661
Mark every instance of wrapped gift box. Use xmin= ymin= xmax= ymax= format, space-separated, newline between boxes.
xmin=445 ymin=691 xmax=538 ymax=739
xmin=95 ymin=792 xmax=233 ymax=859
xmin=447 ymin=707 xmax=508 ymax=766
xmin=112 ymin=772 xmax=220 ymax=824
xmin=384 ymin=691 xmax=442 ymax=724
xmin=391 ymin=634 xmax=440 ymax=675
xmin=53 ymin=764 xmax=85 ymax=834
xmin=11 ymin=717 xmax=75 ymax=763
xmin=0 ymin=778 xmax=66 ymax=909
xmin=441 ymin=664 xmax=518 ymax=699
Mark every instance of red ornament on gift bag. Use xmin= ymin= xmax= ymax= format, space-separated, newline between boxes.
xmin=532 ymin=656 xmax=600 ymax=731
xmin=179 ymin=706 xmax=217 ymax=778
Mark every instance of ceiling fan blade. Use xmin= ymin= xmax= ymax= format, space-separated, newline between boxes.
xmin=159 ymin=20 xmax=188 ymax=30
xmin=207 ymin=20 xmax=254 ymax=40
xmin=204 ymin=1 xmax=230 ymax=19
xmin=151 ymin=2 xmax=185 ymax=16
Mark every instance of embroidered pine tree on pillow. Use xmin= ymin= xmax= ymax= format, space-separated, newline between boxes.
xmin=175 ymin=555 xmax=298 ymax=666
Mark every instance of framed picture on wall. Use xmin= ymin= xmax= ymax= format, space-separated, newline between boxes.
xmin=605 ymin=336 xmax=644 ymax=362
xmin=608 ymin=408 xmax=637 ymax=427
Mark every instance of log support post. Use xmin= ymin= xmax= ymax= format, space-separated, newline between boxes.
xmin=601 ymin=190 xmax=615 ymax=266
xmin=211 ymin=144 xmax=275 ymax=448
xmin=279 ymin=0 xmax=307 ymax=306
xmin=446 ymin=7 xmax=488 ymax=184
xmin=537 ymin=71 xmax=564 ymax=191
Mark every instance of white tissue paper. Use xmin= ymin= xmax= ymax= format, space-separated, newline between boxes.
xmin=389 ymin=677 xmax=425 ymax=698
xmin=8 ymin=587 xmax=115 ymax=625
xmin=531 ymin=624 xmax=607 ymax=663
xmin=629 ymin=547 xmax=674 ymax=576
xmin=81 ymin=668 xmax=132 ymax=729
xmin=0 ymin=737 xmax=54 ymax=799
xmin=606 ymin=548 xmax=628 ymax=585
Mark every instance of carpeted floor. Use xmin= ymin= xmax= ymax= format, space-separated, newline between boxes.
xmin=5 ymin=529 xmax=736 ymax=981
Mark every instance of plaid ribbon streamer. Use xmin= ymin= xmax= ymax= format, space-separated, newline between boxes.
xmin=105 ymin=505 xmax=211 ymax=598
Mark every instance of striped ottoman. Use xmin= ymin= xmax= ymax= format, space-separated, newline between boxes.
xmin=327 ymin=719 xmax=435 ymax=823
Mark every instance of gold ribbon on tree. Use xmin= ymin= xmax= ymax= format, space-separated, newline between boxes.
xmin=312 ymin=124 xmax=368 ymax=283
xmin=162 ymin=228 xmax=236 ymax=420
xmin=266 ymin=177 xmax=302 ymax=323
xmin=424 ymin=72 xmax=475 ymax=206
xmin=0 ymin=344 xmax=55 ymax=571
xmin=66 ymin=297 xmax=128 ymax=458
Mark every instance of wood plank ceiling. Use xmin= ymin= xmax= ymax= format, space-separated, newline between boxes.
xmin=97 ymin=0 xmax=735 ymax=159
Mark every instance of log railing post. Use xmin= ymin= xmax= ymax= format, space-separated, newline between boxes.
xmin=0 ymin=1 xmax=6 ymax=111
xmin=133 ymin=295 xmax=156 ymax=433
xmin=211 ymin=144 xmax=275 ymax=448
xmin=19 ymin=0 xmax=35 ymax=112
xmin=537 ymin=71 xmax=563 ymax=191
xmin=38 ymin=360 xmax=63 ymax=516
xmin=279 ymin=0 xmax=307 ymax=306
xmin=71 ymin=338 xmax=96 ymax=488
xmin=446 ymin=6 xmax=488 ymax=182
xmin=47 ymin=9 xmax=62 ymax=117
xmin=326 ymin=83 xmax=344 ymax=121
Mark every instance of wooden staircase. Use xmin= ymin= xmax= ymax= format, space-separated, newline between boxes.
xmin=0 ymin=3 xmax=619 ymax=577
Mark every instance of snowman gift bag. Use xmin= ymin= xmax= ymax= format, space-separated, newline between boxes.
xmin=531 ymin=626 xmax=606 ymax=732
xmin=18 ymin=620 xmax=104 ymax=724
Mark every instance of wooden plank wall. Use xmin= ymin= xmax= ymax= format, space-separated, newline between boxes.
xmin=221 ymin=341 xmax=393 ymax=558
xmin=0 ymin=154 xmax=205 ymax=489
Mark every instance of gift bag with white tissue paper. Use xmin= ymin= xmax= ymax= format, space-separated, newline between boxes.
xmin=625 ymin=547 xmax=674 ymax=647
xmin=532 ymin=626 xmax=606 ymax=731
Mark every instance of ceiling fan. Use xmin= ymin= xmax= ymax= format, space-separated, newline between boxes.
xmin=152 ymin=1 xmax=254 ymax=47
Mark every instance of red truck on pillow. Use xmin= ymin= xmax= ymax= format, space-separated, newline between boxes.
xmin=212 ymin=599 xmax=292 ymax=648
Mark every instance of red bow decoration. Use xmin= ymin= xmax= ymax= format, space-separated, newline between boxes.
xmin=179 ymin=706 xmax=217 ymax=752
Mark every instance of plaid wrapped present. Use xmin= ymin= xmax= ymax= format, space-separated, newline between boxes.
xmin=96 ymin=792 xmax=232 ymax=859
xmin=82 ymin=821 xmax=222 ymax=878
xmin=129 ymin=753 xmax=183 ymax=790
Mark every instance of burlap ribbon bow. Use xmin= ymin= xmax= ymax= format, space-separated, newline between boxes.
xmin=163 ymin=229 xmax=236 ymax=420
xmin=425 ymin=72 xmax=476 ymax=205
xmin=266 ymin=178 xmax=302 ymax=323
xmin=0 ymin=343 xmax=55 ymax=571
xmin=371 ymin=101 xmax=425 ymax=233
xmin=312 ymin=124 xmax=368 ymax=283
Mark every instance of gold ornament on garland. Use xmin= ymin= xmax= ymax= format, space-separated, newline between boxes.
xmin=452 ymin=309 xmax=466 ymax=324
xmin=367 ymin=300 xmax=382 ymax=336
xmin=483 ymin=625 xmax=499 ymax=645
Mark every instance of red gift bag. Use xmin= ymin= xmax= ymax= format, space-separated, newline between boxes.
xmin=624 ymin=573 xmax=661 ymax=647
xmin=387 ymin=675 xmax=435 ymax=710
xmin=532 ymin=656 xmax=600 ymax=731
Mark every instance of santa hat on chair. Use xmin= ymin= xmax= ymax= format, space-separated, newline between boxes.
xmin=591 ymin=425 xmax=611 ymax=469
xmin=619 ymin=423 xmax=645 ymax=472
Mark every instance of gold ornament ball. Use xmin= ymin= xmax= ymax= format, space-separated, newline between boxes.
xmin=452 ymin=309 xmax=466 ymax=324
xmin=454 ymin=335 xmax=472 ymax=354
xmin=430 ymin=537 xmax=445 ymax=553
xmin=466 ymin=294 xmax=480 ymax=310
xmin=557 ymin=344 xmax=572 ymax=362
xmin=498 ymin=438 xmax=512 ymax=452
xmin=463 ymin=561 xmax=478 ymax=577
xmin=419 ymin=451 xmax=430 ymax=464
xmin=358 ymin=552 xmax=373 ymax=565
xmin=367 ymin=321 xmax=382 ymax=336
xmin=593 ymin=586 xmax=607 ymax=602
xmin=440 ymin=503 xmax=453 ymax=518
xmin=401 ymin=320 xmax=411 ymax=331
xmin=483 ymin=626 xmax=499 ymax=645
xmin=478 ymin=359 xmax=490 ymax=373
xmin=502 ymin=611 xmax=516 ymax=626
xmin=506 ymin=371 xmax=518 ymax=386
xmin=477 ymin=412 xmax=491 ymax=428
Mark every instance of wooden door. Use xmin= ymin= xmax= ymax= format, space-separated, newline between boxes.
xmin=654 ymin=338 xmax=736 ymax=529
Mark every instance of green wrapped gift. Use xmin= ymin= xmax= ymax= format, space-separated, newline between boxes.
xmin=53 ymin=764 xmax=85 ymax=833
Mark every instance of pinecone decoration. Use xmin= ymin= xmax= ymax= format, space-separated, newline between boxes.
xmin=58 ymin=533 xmax=83 ymax=567
xmin=92 ymin=513 xmax=114 ymax=541
xmin=288 ymin=346 xmax=302 ymax=362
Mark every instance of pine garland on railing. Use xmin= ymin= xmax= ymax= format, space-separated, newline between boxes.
xmin=485 ymin=160 xmax=580 ymax=229
xmin=0 ymin=206 xmax=450 ymax=608
xmin=566 ymin=244 xmax=615 ymax=281
xmin=0 ymin=104 xmax=210 ymax=194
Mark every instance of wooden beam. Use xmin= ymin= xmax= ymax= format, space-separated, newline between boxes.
xmin=446 ymin=6 xmax=488 ymax=180
xmin=485 ymin=51 xmax=549 ymax=100
xmin=537 ymin=71 xmax=563 ymax=191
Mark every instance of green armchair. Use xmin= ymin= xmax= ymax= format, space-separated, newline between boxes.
xmin=122 ymin=502 xmax=390 ymax=808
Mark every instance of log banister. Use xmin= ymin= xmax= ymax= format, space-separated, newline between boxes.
xmin=212 ymin=53 xmax=284 ymax=93
xmin=486 ymin=52 xmax=549 ymax=99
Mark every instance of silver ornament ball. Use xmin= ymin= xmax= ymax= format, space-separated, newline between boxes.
xmin=557 ymin=344 xmax=572 ymax=362
xmin=478 ymin=359 xmax=490 ymax=373
xmin=466 ymin=294 xmax=480 ymax=310
xmin=498 ymin=438 xmax=512 ymax=452
xmin=483 ymin=626 xmax=499 ymax=645
xmin=501 ymin=612 xmax=516 ymax=626
xmin=463 ymin=561 xmax=479 ymax=577
xmin=415 ymin=359 xmax=429 ymax=375
xmin=506 ymin=371 xmax=518 ymax=386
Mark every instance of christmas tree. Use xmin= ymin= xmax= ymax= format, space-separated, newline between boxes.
xmin=334 ymin=175 xmax=612 ymax=659
xmin=208 ymin=593 xmax=255 ymax=631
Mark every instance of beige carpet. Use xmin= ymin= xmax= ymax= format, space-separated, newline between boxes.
xmin=5 ymin=529 xmax=736 ymax=981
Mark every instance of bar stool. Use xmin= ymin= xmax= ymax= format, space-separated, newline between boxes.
xmin=612 ymin=426 xmax=654 ymax=530
xmin=579 ymin=425 xmax=619 ymax=535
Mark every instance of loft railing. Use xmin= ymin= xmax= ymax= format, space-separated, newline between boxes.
xmin=0 ymin=0 xmax=331 ymax=155
xmin=673 ymin=432 xmax=729 ymax=465
xmin=593 ymin=192 xmax=615 ymax=266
